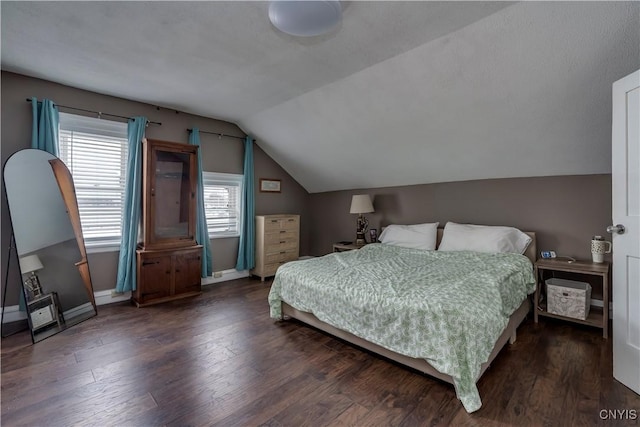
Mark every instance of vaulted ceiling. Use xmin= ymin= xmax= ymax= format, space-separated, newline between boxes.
xmin=2 ymin=1 xmax=638 ymax=193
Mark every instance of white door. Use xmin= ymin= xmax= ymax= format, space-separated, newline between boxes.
xmin=611 ymin=69 xmax=640 ymax=395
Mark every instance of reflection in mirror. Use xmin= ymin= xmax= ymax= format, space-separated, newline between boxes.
xmin=4 ymin=149 xmax=97 ymax=343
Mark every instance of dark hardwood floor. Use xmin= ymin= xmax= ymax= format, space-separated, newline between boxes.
xmin=1 ymin=277 xmax=638 ymax=426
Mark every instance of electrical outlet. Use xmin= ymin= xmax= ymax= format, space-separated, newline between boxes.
xmin=213 ymin=271 xmax=223 ymax=278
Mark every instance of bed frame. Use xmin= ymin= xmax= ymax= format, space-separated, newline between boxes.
xmin=280 ymin=231 xmax=537 ymax=387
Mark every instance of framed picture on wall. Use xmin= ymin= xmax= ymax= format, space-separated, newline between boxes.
xmin=260 ymin=178 xmax=281 ymax=193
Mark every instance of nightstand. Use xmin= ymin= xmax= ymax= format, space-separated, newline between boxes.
xmin=534 ymin=258 xmax=610 ymax=338
xmin=27 ymin=292 xmax=64 ymax=332
xmin=333 ymin=242 xmax=366 ymax=252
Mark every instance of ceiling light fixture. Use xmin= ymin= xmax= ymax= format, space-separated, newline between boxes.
xmin=268 ymin=1 xmax=342 ymax=37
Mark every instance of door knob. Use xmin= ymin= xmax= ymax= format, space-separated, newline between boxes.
xmin=606 ymin=224 xmax=626 ymax=234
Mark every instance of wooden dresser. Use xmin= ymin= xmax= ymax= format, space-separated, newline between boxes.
xmin=252 ymin=214 xmax=300 ymax=281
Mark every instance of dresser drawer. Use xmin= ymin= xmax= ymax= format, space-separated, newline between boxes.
xmin=266 ymin=239 xmax=298 ymax=252
xmin=265 ymin=231 xmax=298 ymax=245
xmin=280 ymin=250 xmax=299 ymax=262
xmin=262 ymin=263 xmax=279 ymax=277
xmin=264 ymin=216 xmax=299 ymax=231
xmin=264 ymin=249 xmax=298 ymax=264
xmin=263 ymin=258 xmax=297 ymax=276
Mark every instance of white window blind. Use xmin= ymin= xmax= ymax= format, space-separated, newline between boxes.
xmin=202 ymin=172 xmax=243 ymax=238
xmin=58 ymin=112 xmax=129 ymax=248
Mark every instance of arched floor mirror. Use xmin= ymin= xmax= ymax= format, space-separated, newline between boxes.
xmin=3 ymin=149 xmax=97 ymax=343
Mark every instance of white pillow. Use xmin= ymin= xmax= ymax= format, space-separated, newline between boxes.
xmin=378 ymin=223 xmax=439 ymax=250
xmin=438 ymin=222 xmax=531 ymax=254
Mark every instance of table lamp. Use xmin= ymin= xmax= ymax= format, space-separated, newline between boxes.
xmin=19 ymin=254 xmax=44 ymax=298
xmin=350 ymin=194 xmax=374 ymax=245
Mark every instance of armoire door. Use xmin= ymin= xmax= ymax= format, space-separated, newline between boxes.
xmin=138 ymin=255 xmax=172 ymax=303
xmin=174 ymin=249 xmax=202 ymax=295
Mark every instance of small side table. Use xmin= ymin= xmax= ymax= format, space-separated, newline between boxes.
xmin=27 ymin=292 xmax=64 ymax=332
xmin=333 ymin=242 xmax=366 ymax=252
xmin=534 ymin=258 xmax=610 ymax=338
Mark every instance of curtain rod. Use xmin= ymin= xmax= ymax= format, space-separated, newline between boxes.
xmin=187 ymin=128 xmax=248 ymax=141
xmin=26 ymin=98 xmax=162 ymax=126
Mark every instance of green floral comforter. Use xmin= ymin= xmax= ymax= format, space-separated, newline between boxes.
xmin=268 ymin=244 xmax=535 ymax=413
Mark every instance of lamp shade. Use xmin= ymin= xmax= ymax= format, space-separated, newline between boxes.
xmin=350 ymin=195 xmax=374 ymax=214
xmin=269 ymin=1 xmax=342 ymax=37
xmin=19 ymin=254 xmax=43 ymax=275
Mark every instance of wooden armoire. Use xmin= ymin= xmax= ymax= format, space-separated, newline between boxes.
xmin=132 ymin=139 xmax=203 ymax=307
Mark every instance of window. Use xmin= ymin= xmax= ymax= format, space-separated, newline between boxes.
xmin=202 ymin=172 xmax=243 ymax=238
xmin=58 ymin=113 xmax=128 ymax=249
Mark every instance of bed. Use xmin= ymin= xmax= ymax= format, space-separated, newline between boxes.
xmin=268 ymin=224 xmax=537 ymax=413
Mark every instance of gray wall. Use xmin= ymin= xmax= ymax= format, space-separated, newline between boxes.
xmin=4 ymin=149 xmax=76 ymax=255
xmin=1 ymin=71 xmax=614 ymax=308
xmin=1 ymin=71 xmax=310 ymax=306
xmin=23 ymin=239 xmax=92 ymax=312
xmin=309 ymin=175 xmax=613 ymax=261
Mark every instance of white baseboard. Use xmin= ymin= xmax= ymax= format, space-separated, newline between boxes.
xmin=2 ymin=269 xmax=251 ymax=322
xmin=1 ymin=305 xmax=27 ymax=323
xmin=96 ymin=268 xmax=250 ymax=305
xmin=1 ymin=300 xmax=103 ymax=323
xmin=202 ymin=269 xmax=250 ymax=286
xmin=63 ymin=302 xmax=95 ymax=320
xmin=94 ymin=289 xmax=132 ymax=305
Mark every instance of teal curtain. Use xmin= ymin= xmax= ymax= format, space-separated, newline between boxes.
xmin=115 ymin=117 xmax=147 ymax=292
xmin=236 ymin=137 xmax=255 ymax=271
xmin=189 ymin=128 xmax=213 ymax=278
xmin=31 ymin=97 xmax=59 ymax=156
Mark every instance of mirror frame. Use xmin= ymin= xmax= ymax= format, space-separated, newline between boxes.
xmin=48 ymin=158 xmax=97 ymax=311
xmin=3 ymin=149 xmax=97 ymax=343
